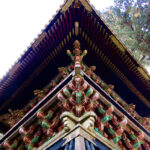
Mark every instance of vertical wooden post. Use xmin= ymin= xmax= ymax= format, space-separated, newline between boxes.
xmin=75 ymin=136 xmax=86 ymax=150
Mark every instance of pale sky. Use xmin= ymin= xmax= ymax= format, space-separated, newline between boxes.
xmin=0 ymin=0 xmax=149 ymax=80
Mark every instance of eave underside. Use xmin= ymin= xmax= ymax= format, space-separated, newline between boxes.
xmin=0 ymin=0 xmax=149 ymax=116
xmin=0 ymin=71 xmax=149 ymax=149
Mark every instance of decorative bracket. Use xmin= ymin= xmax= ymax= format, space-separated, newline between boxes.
xmin=60 ymin=111 xmax=97 ymax=132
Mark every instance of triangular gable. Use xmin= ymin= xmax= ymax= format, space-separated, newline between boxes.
xmin=0 ymin=0 xmax=149 ymax=117
xmin=0 ymin=40 xmax=150 ymax=150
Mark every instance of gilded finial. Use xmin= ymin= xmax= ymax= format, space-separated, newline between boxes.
xmin=66 ymin=50 xmax=71 ymax=55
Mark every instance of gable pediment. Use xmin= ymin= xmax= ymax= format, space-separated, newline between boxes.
xmin=1 ymin=40 xmax=149 ymax=149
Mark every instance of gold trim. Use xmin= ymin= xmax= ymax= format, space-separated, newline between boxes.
xmin=75 ymin=22 xmax=79 ymax=36
xmin=67 ymin=34 xmax=69 ymax=42
xmin=82 ymin=31 xmax=85 ymax=38
xmin=80 ymin=0 xmax=92 ymax=12
xmin=61 ymin=0 xmax=73 ymax=12
xmin=32 ymin=32 xmax=47 ymax=49
xmin=137 ymin=67 xmax=150 ymax=80
xmin=69 ymin=31 xmax=72 ymax=38
xmin=110 ymin=35 xmax=125 ymax=53
xmin=64 ymin=37 xmax=67 ymax=45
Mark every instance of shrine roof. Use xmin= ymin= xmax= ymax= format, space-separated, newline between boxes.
xmin=0 ymin=0 xmax=149 ymax=116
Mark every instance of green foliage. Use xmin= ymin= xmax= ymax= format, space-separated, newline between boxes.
xmin=102 ymin=0 xmax=150 ymax=65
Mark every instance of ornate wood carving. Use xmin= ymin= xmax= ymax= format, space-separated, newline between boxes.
xmin=1 ymin=41 xmax=150 ymax=150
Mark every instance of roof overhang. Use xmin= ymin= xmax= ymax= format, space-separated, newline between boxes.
xmin=0 ymin=0 xmax=149 ymax=116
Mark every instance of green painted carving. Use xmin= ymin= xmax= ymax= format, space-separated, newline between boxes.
xmin=45 ymin=112 xmax=53 ymax=120
xmin=99 ymin=107 xmax=105 ymax=115
xmin=133 ymin=142 xmax=142 ymax=148
xmin=32 ymin=136 xmax=39 ymax=144
xmin=130 ymin=134 xmax=137 ymax=141
xmin=107 ymin=128 xmax=115 ymax=136
xmin=38 ymin=120 xmax=42 ymax=126
xmin=94 ymin=128 xmax=103 ymax=135
xmin=113 ymin=136 xmax=122 ymax=143
xmin=63 ymin=88 xmax=71 ymax=97
xmin=11 ymin=143 xmax=17 ymax=149
xmin=28 ymin=144 xmax=33 ymax=150
xmin=76 ymin=92 xmax=82 ymax=104
xmin=41 ymin=121 xmax=50 ymax=129
xmin=101 ymin=115 xmax=112 ymax=123
xmin=86 ymin=88 xmax=93 ymax=97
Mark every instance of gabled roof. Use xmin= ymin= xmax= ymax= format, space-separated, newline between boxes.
xmin=0 ymin=63 xmax=149 ymax=149
xmin=0 ymin=0 xmax=149 ymax=116
xmin=0 ymin=36 xmax=150 ymax=149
